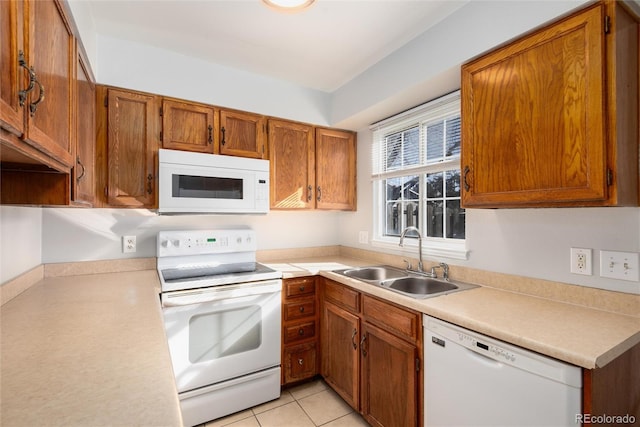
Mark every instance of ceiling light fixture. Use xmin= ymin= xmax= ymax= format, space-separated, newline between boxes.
xmin=262 ymin=0 xmax=316 ymax=13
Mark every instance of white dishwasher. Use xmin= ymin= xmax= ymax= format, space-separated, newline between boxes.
xmin=424 ymin=315 xmax=582 ymax=426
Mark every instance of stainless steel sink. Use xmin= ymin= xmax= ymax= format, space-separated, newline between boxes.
xmin=383 ymin=276 xmax=460 ymax=298
xmin=342 ymin=266 xmax=406 ymax=282
xmin=334 ymin=265 xmax=477 ymax=299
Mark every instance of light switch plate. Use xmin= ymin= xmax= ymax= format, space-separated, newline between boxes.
xmin=600 ymin=250 xmax=639 ymax=281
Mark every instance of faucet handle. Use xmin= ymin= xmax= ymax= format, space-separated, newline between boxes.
xmin=429 ymin=266 xmax=438 ymax=278
xmin=403 ymin=259 xmax=412 ymax=271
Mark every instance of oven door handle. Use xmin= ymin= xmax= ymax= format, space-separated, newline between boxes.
xmin=162 ymin=280 xmax=282 ymax=307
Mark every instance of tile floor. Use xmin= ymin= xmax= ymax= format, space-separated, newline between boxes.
xmin=199 ymin=379 xmax=369 ymax=427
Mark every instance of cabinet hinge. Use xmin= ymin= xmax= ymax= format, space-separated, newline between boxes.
xmin=604 ymin=15 xmax=611 ymax=34
xmin=159 ymin=107 xmax=163 ymax=117
xmin=104 ymin=96 xmax=108 ymax=107
xmin=607 ymin=169 xmax=613 ymax=186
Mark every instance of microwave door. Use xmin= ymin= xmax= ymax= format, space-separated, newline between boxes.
xmin=159 ymin=163 xmax=259 ymax=213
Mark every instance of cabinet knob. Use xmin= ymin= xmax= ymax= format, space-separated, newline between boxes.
xmin=299 ymin=285 xmax=305 ymax=292
xmin=299 ymin=306 xmax=305 ymax=313
xmin=298 ymin=358 xmax=304 ymax=365
xmin=298 ymin=328 xmax=305 ymax=336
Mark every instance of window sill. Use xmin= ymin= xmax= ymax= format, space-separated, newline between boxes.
xmin=371 ymin=237 xmax=468 ymax=261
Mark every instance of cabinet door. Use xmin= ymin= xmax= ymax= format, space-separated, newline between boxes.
xmin=161 ymin=99 xmax=217 ymax=153
xmin=0 ymin=0 xmax=24 ymax=136
xmin=106 ymin=89 xmax=160 ymax=208
xmin=23 ymin=0 xmax=75 ymax=168
xmin=321 ymin=301 xmax=360 ymax=410
xmin=361 ymin=322 xmax=418 ymax=427
xmin=283 ymin=342 xmax=318 ymax=385
xmin=268 ymin=119 xmax=315 ymax=209
xmin=315 ymin=128 xmax=356 ymax=210
xmin=72 ymin=47 xmax=95 ymax=205
xmin=219 ymin=109 xmax=266 ymax=159
xmin=461 ymin=4 xmax=606 ymax=207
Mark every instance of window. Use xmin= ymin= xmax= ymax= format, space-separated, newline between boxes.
xmin=371 ymin=91 xmax=466 ymax=259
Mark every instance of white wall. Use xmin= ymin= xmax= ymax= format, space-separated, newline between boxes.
xmin=42 ymin=209 xmax=340 ymax=263
xmin=0 ymin=207 xmax=42 ymax=283
xmin=338 ymin=129 xmax=640 ymax=295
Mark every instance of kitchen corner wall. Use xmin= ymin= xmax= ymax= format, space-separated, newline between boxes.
xmin=0 ymin=207 xmax=42 ymax=283
xmin=338 ymin=129 xmax=640 ymax=296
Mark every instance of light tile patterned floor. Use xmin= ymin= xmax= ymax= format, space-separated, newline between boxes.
xmin=201 ymin=379 xmax=369 ymax=427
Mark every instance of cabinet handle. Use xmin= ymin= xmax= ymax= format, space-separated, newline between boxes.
xmin=17 ymin=51 xmax=36 ymax=107
xmin=351 ymin=328 xmax=357 ymax=350
xmin=298 ymin=358 xmax=304 ymax=365
xmin=316 ymin=186 xmax=322 ymax=202
xmin=299 ymin=306 xmax=305 ymax=313
xmin=298 ymin=328 xmax=305 ymax=336
xmin=76 ymin=156 xmax=85 ymax=183
xmin=221 ymin=127 xmax=226 ymax=146
xmin=463 ymin=166 xmax=471 ymax=191
xmin=307 ymin=185 xmax=312 ymax=202
xmin=299 ymin=285 xmax=305 ymax=292
xmin=360 ymin=334 xmax=367 ymax=356
xmin=29 ymin=77 xmax=45 ymax=117
xmin=208 ymin=125 xmax=213 ymax=144
xmin=147 ymin=174 xmax=153 ymax=194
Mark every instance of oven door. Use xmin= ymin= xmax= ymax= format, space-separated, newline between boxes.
xmin=162 ymin=280 xmax=282 ymax=393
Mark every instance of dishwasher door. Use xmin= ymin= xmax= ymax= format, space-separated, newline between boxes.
xmin=424 ymin=315 xmax=582 ymax=426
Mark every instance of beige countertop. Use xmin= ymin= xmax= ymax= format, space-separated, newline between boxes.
xmin=264 ymin=256 xmax=640 ymax=370
xmin=0 ymin=270 xmax=183 ymax=427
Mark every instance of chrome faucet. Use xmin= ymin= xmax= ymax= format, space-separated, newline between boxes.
xmin=399 ymin=226 xmax=424 ymax=273
xmin=430 ymin=262 xmax=450 ymax=281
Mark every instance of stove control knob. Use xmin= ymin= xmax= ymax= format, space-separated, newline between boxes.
xmin=237 ymin=236 xmax=242 ymax=244
xmin=173 ymin=240 xmax=181 ymax=247
xmin=161 ymin=240 xmax=172 ymax=248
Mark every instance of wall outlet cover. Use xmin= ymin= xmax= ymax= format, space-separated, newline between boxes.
xmin=570 ymin=247 xmax=592 ymax=276
xmin=122 ymin=235 xmax=136 ymax=253
xmin=600 ymin=250 xmax=639 ymax=282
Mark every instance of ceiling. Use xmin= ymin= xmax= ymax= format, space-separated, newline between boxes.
xmin=86 ymin=0 xmax=467 ymax=93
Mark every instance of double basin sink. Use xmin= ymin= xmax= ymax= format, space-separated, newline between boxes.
xmin=334 ymin=265 xmax=477 ymax=299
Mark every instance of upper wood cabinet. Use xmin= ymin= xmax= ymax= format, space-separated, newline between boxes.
xmin=72 ymin=46 xmax=95 ymax=206
xmin=0 ymin=0 xmax=76 ymax=172
xmin=161 ymin=99 xmax=218 ymax=154
xmin=315 ymin=128 xmax=357 ymax=210
xmin=269 ymin=121 xmax=357 ymax=211
xmin=269 ymin=119 xmax=315 ymax=209
xmin=218 ymin=109 xmax=266 ymax=159
xmin=461 ymin=0 xmax=638 ymax=208
xmin=96 ymin=86 xmax=160 ymax=208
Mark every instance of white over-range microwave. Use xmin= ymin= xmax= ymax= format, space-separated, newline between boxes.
xmin=158 ymin=149 xmax=270 ymax=214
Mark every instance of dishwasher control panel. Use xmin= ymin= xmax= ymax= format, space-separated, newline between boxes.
xmin=453 ymin=332 xmax=517 ymax=362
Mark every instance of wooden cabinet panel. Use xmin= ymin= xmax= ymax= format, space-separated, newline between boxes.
xmin=161 ymin=99 xmax=217 ymax=153
xmin=284 ymin=276 xmax=316 ymax=298
xmin=103 ymin=88 xmax=160 ymax=208
xmin=283 ymin=297 xmax=316 ymax=322
xmin=72 ymin=46 xmax=94 ymax=205
xmin=268 ymin=119 xmax=315 ymax=209
xmin=284 ymin=320 xmax=316 ymax=344
xmin=323 ymin=278 xmax=360 ymax=313
xmin=361 ymin=322 xmax=418 ymax=427
xmin=362 ymin=294 xmax=419 ymax=343
xmin=315 ymin=128 xmax=356 ymax=210
xmin=23 ymin=0 xmax=75 ymax=168
xmin=218 ymin=109 xmax=266 ymax=159
xmin=461 ymin=1 xmax=638 ymax=207
xmin=283 ymin=342 xmax=318 ymax=384
xmin=0 ymin=0 xmax=24 ymax=137
xmin=321 ymin=301 xmax=360 ymax=409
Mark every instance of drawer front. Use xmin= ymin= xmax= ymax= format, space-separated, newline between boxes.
xmin=285 ymin=277 xmax=316 ymax=298
xmin=284 ymin=298 xmax=316 ymax=321
xmin=283 ymin=342 xmax=318 ymax=384
xmin=362 ymin=294 xmax=420 ymax=342
xmin=323 ymin=279 xmax=359 ymax=313
xmin=284 ymin=320 xmax=316 ymax=344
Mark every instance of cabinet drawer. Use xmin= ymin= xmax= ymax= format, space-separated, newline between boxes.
xmin=284 ymin=298 xmax=316 ymax=321
xmin=362 ymin=294 xmax=420 ymax=343
xmin=285 ymin=277 xmax=316 ymax=299
xmin=284 ymin=320 xmax=316 ymax=344
xmin=323 ymin=279 xmax=359 ymax=313
xmin=283 ymin=342 xmax=318 ymax=384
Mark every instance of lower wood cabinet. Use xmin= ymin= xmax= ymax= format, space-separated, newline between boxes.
xmin=320 ymin=278 xmax=422 ymax=427
xmin=281 ymin=277 xmax=318 ymax=385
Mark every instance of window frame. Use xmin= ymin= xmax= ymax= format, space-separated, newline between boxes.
xmin=370 ymin=91 xmax=468 ymax=260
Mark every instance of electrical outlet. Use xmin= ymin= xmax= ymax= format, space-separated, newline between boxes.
xmin=570 ymin=247 xmax=592 ymax=275
xmin=600 ymin=250 xmax=639 ymax=281
xmin=122 ymin=235 xmax=136 ymax=253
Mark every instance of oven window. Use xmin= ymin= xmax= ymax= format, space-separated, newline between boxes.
xmin=189 ymin=305 xmax=262 ymax=363
xmin=172 ymin=174 xmax=243 ymax=199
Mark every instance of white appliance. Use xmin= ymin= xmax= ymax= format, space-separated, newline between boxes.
xmin=424 ymin=315 xmax=582 ymax=426
xmin=158 ymin=148 xmax=270 ymax=214
xmin=158 ymin=229 xmax=282 ymax=427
